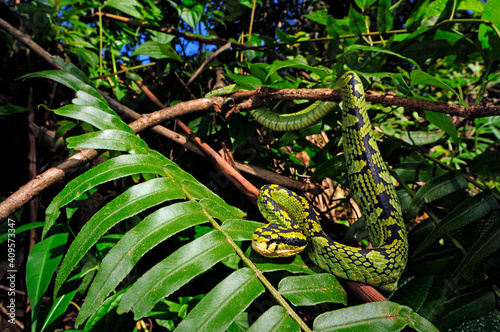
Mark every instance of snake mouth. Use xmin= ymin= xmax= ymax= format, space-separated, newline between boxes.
xmin=251 ymin=239 xmax=304 ymax=258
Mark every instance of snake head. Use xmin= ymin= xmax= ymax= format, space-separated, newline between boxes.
xmin=252 ymin=223 xmax=307 ymax=258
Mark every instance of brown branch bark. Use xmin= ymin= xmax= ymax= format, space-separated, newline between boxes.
xmin=227 ymin=88 xmax=499 ymax=119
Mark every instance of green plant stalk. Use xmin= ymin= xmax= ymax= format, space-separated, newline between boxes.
xmin=181 ymin=188 xmax=312 ymax=332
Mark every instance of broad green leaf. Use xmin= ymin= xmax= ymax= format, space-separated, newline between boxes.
xmin=313 ymin=301 xmax=438 ymax=331
xmin=51 ymin=104 xmax=132 ymax=132
xmin=0 ymin=221 xmax=44 ymax=244
xmin=200 ymin=197 xmax=245 ymax=222
xmin=77 ymin=201 xmax=209 ymax=324
xmin=406 ymin=171 xmax=468 ymax=221
xmin=116 ymin=231 xmax=235 ymax=320
xmin=104 ymin=0 xmax=143 ymax=19
xmin=266 ymin=57 xmax=330 ymax=80
xmin=413 ymin=191 xmax=499 ymax=255
xmin=396 ymin=131 xmax=443 ymax=145
xmin=394 ymin=163 xmax=446 ymax=183
xmin=44 ymin=153 xmax=173 ymax=237
xmin=181 ymin=180 xmax=246 ymax=217
xmin=405 ymin=249 xmax=462 ymax=275
xmin=131 ymin=41 xmax=182 ymax=61
xmin=66 ymin=129 xmax=149 ymax=153
xmin=377 ymin=0 xmax=393 ymax=33
xmin=55 ymin=177 xmax=185 ymax=296
xmin=26 ymin=229 xmax=68 ymax=332
xmin=348 ymin=6 xmax=366 ymax=36
xmin=312 ymin=155 xmax=343 ymax=180
xmin=221 ymin=219 xmax=263 ymax=241
xmin=411 ymin=70 xmax=461 ymax=102
xmin=252 ymin=250 xmax=316 ymax=275
xmin=0 ymin=105 xmax=27 ymax=115
xmin=389 ymin=275 xmax=434 ymax=312
xmin=72 ymin=90 xmax=122 ymax=117
xmin=179 ymin=4 xmax=204 ymax=29
xmin=278 ymin=274 xmax=346 ymax=306
xmin=451 ymin=218 xmax=500 ymax=284
xmin=22 ymin=70 xmax=104 ymax=102
xmin=424 ymin=111 xmax=459 ymax=143
xmin=451 ymin=308 xmax=500 ymax=331
xmin=457 ymin=0 xmax=485 ymax=14
xmin=469 ymin=150 xmax=500 ymax=180
xmin=433 ymin=288 xmax=496 ymax=331
xmin=343 ymin=45 xmax=421 ymax=69
xmin=304 ymin=10 xmax=328 ymax=25
xmin=174 ymin=268 xmax=265 ymax=331
xmin=247 ymin=306 xmax=300 ymax=332
xmin=39 ymin=290 xmax=77 ymax=332
xmin=83 ymin=289 xmax=135 ymax=332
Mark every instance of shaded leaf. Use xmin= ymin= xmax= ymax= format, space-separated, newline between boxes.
xmin=116 ymin=231 xmax=235 ymax=320
xmin=414 ymin=191 xmax=499 ymax=255
xmin=174 ymin=268 xmax=265 ymax=331
xmin=247 ymin=306 xmax=300 ymax=332
xmin=55 ymin=177 xmax=185 ymax=296
xmin=406 ymin=171 xmax=468 ymax=221
xmin=44 ymin=153 xmax=174 ymax=237
xmin=77 ymin=201 xmax=210 ymax=324
xmin=313 ymin=301 xmax=438 ymax=331
xmin=278 ymin=274 xmax=346 ymax=306
xmin=26 ymin=229 xmax=68 ymax=332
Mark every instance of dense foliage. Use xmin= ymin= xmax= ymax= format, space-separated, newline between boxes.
xmin=1 ymin=0 xmax=499 ymax=331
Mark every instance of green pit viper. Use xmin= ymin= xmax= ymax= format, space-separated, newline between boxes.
xmin=207 ymin=71 xmax=408 ymax=291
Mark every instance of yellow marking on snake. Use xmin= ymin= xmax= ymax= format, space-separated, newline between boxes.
xmin=249 ymin=71 xmax=408 ymax=291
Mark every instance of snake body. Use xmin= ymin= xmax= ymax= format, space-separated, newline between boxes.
xmin=249 ymin=72 xmax=408 ymax=291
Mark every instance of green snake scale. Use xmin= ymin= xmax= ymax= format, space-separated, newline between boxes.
xmin=208 ymin=72 xmax=408 ymax=290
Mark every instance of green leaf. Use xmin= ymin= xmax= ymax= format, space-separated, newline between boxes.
xmin=221 ymin=219 xmax=263 ymax=241
xmin=66 ymin=129 xmax=150 ymax=153
xmin=132 ymin=41 xmax=182 ymax=61
xmin=55 ymin=177 xmax=185 ymax=296
xmin=181 ymin=180 xmax=246 ymax=217
xmin=348 ymin=6 xmax=366 ymax=36
xmin=51 ymin=104 xmax=132 ymax=133
xmin=77 ymin=201 xmax=209 ymax=324
xmin=266 ymin=56 xmax=330 ymax=80
xmin=377 ymin=0 xmax=393 ymax=33
xmin=313 ymin=301 xmax=438 ymax=331
xmin=22 ymin=70 xmax=104 ymax=102
xmin=394 ymin=163 xmax=446 ymax=183
xmin=26 ymin=229 xmax=69 ymax=332
xmin=174 ymin=268 xmax=265 ymax=331
xmin=343 ymin=45 xmax=421 ymax=69
xmin=433 ymin=288 xmax=496 ymax=331
xmin=72 ymin=91 xmax=121 ymax=116
xmin=84 ymin=289 xmax=136 ymax=332
xmin=44 ymin=153 xmax=174 ymax=237
xmin=179 ymin=4 xmax=204 ymax=29
xmin=411 ymin=70 xmax=461 ymax=103
xmin=252 ymin=251 xmax=316 ymax=275
xmin=451 ymin=218 xmax=500 ymax=284
xmin=104 ymin=0 xmax=144 ymax=19
xmin=247 ymin=306 xmax=300 ymax=332
xmin=406 ymin=171 xmax=468 ymax=221
xmin=116 ymin=231 xmax=235 ymax=320
xmin=0 ymin=222 xmax=44 ymax=244
xmin=395 ymin=131 xmax=443 ymax=145
xmin=0 ymin=105 xmax=27 ymax=116
xmin=424 ymin=111 xmax=459 ymax=143
xmin=413 ymin=191 xmax=500 ymax=255
xmin=469 ymin=150 xmax=500 ymax=180
xmin=278 ymin=274 xmax=346 ymax=306
xmin=389 ymin=275 xmax=435 ymax=312
xmin=304 ymin=10 xmax=328 ymax=25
